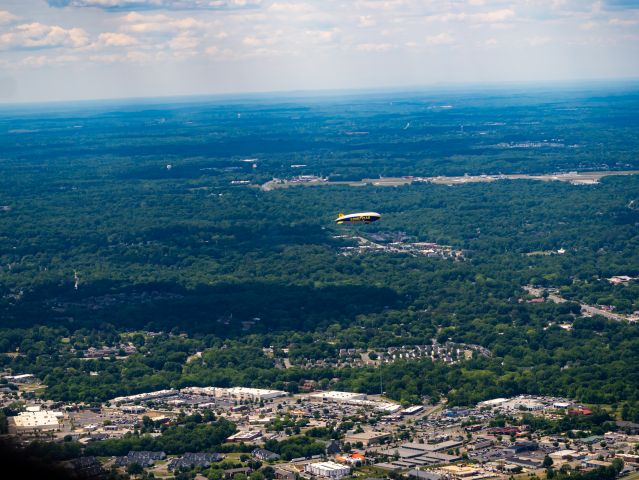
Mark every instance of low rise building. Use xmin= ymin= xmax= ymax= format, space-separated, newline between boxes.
xmin=310 ymin=391 xmax=367 ymax=403
xmin=168 ymin=452 xmax=223 ymax=471
xmin=115 ymin=451 xmax=166 ymax=468
xmin=305 ymin=461 xmax=350 ymax=479
xmin=225 ymin=387 xmax=287 ymax=401
xmin=344 ymin=430 xmax=391 ymax=446
xmin=252 ymin=448 xmax=280 ymax=462
xmin=111 ymin=389 xmax=178 ymax=404
xmin=402 ymin=405 xmax=424 ymax=416
xmin=9 ymin=410 xmax=62 ymax=435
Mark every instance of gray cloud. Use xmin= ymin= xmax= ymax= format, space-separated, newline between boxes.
xmin=46 ymin=0 xmax=262 ymax=11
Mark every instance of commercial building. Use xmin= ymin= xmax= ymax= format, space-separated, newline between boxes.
xmin=344 ymin=430 xmax=391 ymax=446
xmin=377 ymin=442 xmax=460 ymax=469
xmin=225 ymin=387 xmax=287 ymax=401
xmin=309 ymin=391 xmax=367 ymax=403
xmin=550 ymin=449 xmax=583 ymax=461
xmin=111 ymin=389 xmax=178 ymax=404
xmin=439 ymin=465 xmax=481 ymax=478
xmin=227 ymin=430 xmax=263 ymax=442
xmin=402 ymin=406 xmax=424 ymax=416
xmin=309 ymin=391 xmax=399 ymax=413
xmin=180 ymin=386 xmax=287 ymax=401
xmin=477 ymin=398 xmax=508 ymax=408
xmin=304 ymin=461 xmax=350 ymax=479
xmin=9 ymin=410 xmax=62 ymax=435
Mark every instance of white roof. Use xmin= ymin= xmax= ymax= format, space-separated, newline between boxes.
xmin=551 ymin=449 xmax=579 ymax=457
xmin=309 ymin=461 xmax=350 ymax=471
xmin=402 ymin=405 xmax=424 ymax=413
xmin=309 ymin=391 xmax=366 ymax=400
xmin=226 ymin=387 xmax=286 ymax=396
xmin=478 ymin=397 xmax=508 ymax=406
xmin=14 ymin=411 xmax=60 ymax=428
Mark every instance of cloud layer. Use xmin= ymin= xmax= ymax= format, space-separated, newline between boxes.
xmin=47 ymin=0 xmax=262 ymax=10
xmin=2 ymin=0 xmax=639 ymax=101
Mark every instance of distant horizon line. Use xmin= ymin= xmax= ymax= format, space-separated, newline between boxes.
xmin=2 ymin=76 xmax=639 ymax=110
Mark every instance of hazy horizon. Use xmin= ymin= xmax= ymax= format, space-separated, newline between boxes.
xmin=2 ymin=76 xmax=639 ymax=109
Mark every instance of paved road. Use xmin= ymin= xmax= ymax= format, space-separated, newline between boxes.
xmin=580 ymin=304 xmax=629 ymax=322
xmin=535 ymin=288 xmax=633 ymax=323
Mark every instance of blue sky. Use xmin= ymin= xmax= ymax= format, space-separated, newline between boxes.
xmin=1 ymin=0 xmax=638 ymax=102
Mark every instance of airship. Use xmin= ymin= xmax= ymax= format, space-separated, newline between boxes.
xmin=335 ymin=212 xmax=381 ymax=224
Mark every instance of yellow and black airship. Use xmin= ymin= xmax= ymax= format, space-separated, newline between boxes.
xmin=335 ymin=212 xmax=381 ymax=224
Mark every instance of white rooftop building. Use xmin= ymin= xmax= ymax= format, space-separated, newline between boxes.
xmin=225 ymin=387 xmax=287 ymax=401
xmin=478 ymin=398 xmax=508 ymax=408
xmin=9 ymin=410 xmax=61 ymax=435
xmin=305 ymin=461 xmax=350 ymax=479
xmin=309 ymin=391 xmax=367 ymax=403
xmin=180 ymin=386 xmax=286 ymax=401
xmin=111 ymin=389 xmax=179 ymax=404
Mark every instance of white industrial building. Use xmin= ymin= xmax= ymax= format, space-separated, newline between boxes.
xmin=305 ymin=461 xmax=350 ymax=478
xmin=180 ymin=386 xmax=287 ymax=401
xmin=402 ymin=405 xmax=424 ymax=415
xmin=9 ymin=410 xmax=62 ymax=435
xmin=309 ymin=391 xmax=367 ymax=402
xmin=111 ymin=389 xmax=178 ymax=404
xmin=478 ymin=398 xmax=508 ymax=408
xmin=225 ymin=387 xmax=287 ymax=401
xmin=309 ymin=391 xmax=399 ymax=413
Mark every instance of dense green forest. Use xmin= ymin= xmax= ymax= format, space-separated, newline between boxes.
xmin=0 ymin=87 xmax=638 ymax=407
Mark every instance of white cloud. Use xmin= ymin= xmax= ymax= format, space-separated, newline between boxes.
xmin=47 ymin=0 xmax=262 ymax=10
xmin=0 ymin=10 xmax=18 ymax=25
xmin=426 ymin=8 xmax=515 ymax=25
xmin=356 ymin=42 xmax=393 ymax=52
xmin=425 ymin=32 xmax=455 ymax=46
xmin=98 ymin=32 xmax=138 ymax=46
xmin=355 ymin=0 xmax=408 ymax=12
xmin=0 ymin=23 xmax=89 ymax=50
xmin=358 ymin=15 xmax=377 ymax=27
xmin=609 ymin=17 xmax=639 ymax=26
xmin=21 ymin=53 xmax=81 ymax=67
xmin=122 ymin=12 xmax=207 ymax=33
xmin=242 ymin=36 xmax=266 ymax=47
xmin=526 ymin=35 xmax=551 ymax=46
xmin=268 ymin=3 xmax=313 ymax=14
xmin=580 ymin=21 xmax=597 ymax=29
xmin=474 ymin=8 xmax=515 ymax=23
xmin=304 ymin=28 xmax=339 ymax=43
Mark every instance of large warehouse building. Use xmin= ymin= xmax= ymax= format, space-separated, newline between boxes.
xmin=304 ymin=461 xmax=350 ymax=478
xmin=309 ymin=391 xmax=367 ymax=402
xmin=8 ymin=410 xmax=62 ymax=435
xmin=224 ymin=387 xmax=287 ymax=401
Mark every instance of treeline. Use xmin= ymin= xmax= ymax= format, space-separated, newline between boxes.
xmin=84 ymin=417 xmax=236 ymax=457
